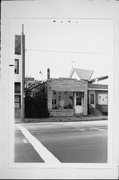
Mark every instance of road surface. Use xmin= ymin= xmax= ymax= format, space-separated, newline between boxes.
xmin=14 ymin=120 xmax=108 ymax=163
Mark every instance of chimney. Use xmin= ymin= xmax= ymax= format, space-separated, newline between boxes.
xmin=47 ymin=68 xmax=50 ymax=80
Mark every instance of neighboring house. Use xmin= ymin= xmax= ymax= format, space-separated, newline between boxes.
xmin=25 ymin=77 xmax=35 ymax=86
xmin=69 ymin=68 xmax=108 ymax=115
xmin=89 ymin=75 xmax=108 ymax=85
xmin=88 ymin=83 xmax=108 ymax=115
xmin=69 ymin=68 xmax=94 ymax=81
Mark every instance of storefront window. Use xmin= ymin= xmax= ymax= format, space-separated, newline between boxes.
xmin=52 ymin=91 xmax=74 ymax=109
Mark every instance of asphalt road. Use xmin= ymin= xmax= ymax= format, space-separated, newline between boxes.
xmin=14 ymin=121 xmax=108 ymax=163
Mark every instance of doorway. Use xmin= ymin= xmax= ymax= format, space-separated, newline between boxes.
xmin=74 ymin=92 xmax=84 ymax=114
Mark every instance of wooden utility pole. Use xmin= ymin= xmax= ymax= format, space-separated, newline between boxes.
xmin=21 ymin=24 xmax=25 ymax=122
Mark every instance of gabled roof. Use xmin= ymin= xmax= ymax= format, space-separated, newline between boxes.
xmin=69 ymin=68 xmax=93 ymax=81
xmin=89 ymin=75 xmax=108 ymax=83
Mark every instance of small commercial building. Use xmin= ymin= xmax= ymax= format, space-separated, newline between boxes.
xmin=47 ymin=78 xmax=88 ymax=117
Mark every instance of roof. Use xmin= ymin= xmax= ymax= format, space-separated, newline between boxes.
xmin=88 ymin=83 xmax=108 ymax=90
xmin=69 ymin=68 xmax=93 ymax=81
xmin=89 ymin=75 xmax=108 ymax=83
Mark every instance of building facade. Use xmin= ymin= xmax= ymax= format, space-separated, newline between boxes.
xmin=14 ymin=35 xmax=22 ymax=118
xmin=88 ymin=83 xmax=108 ymax=115
xmin=47 ymin=78 xmax=88 ymax=117
xmin=14 ymin=32 xmax=25 ymax=119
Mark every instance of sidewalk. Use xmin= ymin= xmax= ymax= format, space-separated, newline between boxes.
xmin=15 ymin=115 xmax=108 ymax=123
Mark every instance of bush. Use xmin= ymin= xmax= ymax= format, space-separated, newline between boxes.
xmin=25 ymin=85 xmax=49 ymax=118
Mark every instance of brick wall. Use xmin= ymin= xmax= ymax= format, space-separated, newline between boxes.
xmin=50 ymin=109 xmax=74 ymax=117
xmin=47 ymin=78 xmax=88 ymax=116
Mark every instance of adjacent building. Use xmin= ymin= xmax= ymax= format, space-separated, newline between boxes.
xmin=14 ymin=35 xmax=22 ymax=118
xmin=14 ymin=31 xmax=25 ymax=119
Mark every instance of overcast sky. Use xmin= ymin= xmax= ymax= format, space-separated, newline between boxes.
xmin=11 ymin=19 xmax=113 ymax=81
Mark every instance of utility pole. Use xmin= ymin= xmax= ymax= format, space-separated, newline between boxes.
xmin=21 ymin=24 xmax=25 ymax=122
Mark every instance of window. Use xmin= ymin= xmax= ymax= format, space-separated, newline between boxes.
xmin=90 ymin=94 xmax=94 ymax=104
xmin=52 ymin=99 xmax=56 ymax=105
xmin=15 ymin=35 xmax=21 ymax=54
xmin=15 ymin=59 xmax=19 ymax=74
xmin=59 ymin=96 xmax=61 ymax=101
xmin=76 ymin=92 xmax=84 ymax=105
xmin=15 ymin=82 xmax=21 ymax=93
xmin=98 ymin=94 xmax=108 ymax=105
xmin=15 ymin=95 xmax=21 ymax=108
xmin=52 ymin=91 xmax=73 ymax=109
xmin=53 ymin=91 xmax=56 ymax=95
xmin=76 ymin=97 xmax=82 ymax=105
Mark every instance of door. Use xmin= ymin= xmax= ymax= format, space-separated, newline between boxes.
xmin=75 ymin=92 xmax=84 ymax=114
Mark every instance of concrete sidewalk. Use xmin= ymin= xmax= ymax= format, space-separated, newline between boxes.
xmin=15 ymin=115 xmax=108 ymax=123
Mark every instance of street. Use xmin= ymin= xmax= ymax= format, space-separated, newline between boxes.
xmin=14 ymin=120 xmax=108 ymax=163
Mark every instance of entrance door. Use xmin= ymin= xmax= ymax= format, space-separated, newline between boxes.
xmin=75 ymin=92 xmax=84 ymax=114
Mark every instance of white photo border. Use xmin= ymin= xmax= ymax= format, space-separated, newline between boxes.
xmin=1 ymin=1 xmax=119 ymax=179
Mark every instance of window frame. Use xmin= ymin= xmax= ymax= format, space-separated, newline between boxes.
xmin=15 ymin=95 xmax=21 ymax=109
xmin=14 ymin=59 xmax=19 ymax=74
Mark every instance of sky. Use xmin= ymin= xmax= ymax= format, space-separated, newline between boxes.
xmin=11 ymin=19 xmax=113 ymax=81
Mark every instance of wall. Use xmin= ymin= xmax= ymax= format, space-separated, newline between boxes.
xmin=50 ymin=109 xmax=74 ymax=117
xmin=47 ymin=78 xmax=88 ymax=116
xmin=95 ymin=90 xmax=108 ymax=105
xmin=14 ymin=35 xmax=22 ymax=119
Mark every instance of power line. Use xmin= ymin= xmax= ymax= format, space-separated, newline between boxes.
xmin=25 ymin=48 xmax=107 ymax=55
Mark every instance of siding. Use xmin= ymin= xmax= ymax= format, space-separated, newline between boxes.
xmin=88 ymin=83 xmax=108 ymax=90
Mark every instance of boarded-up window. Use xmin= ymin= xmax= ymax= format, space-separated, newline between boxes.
xmin=15 ymin=35 xmax=21 ymax=54
xmin=15 ymin=59 xmax=19 ymax=74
